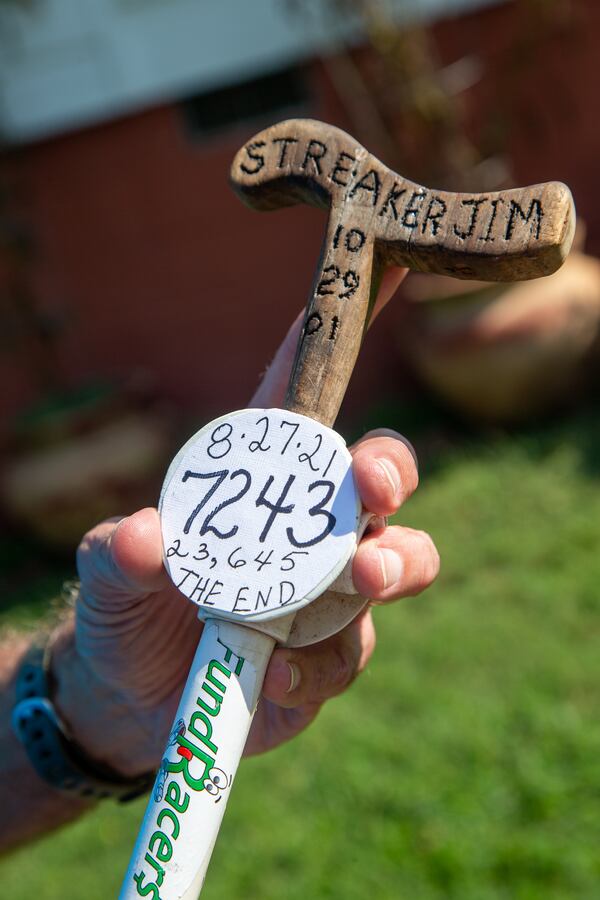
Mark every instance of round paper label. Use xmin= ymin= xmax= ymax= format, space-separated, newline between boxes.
xmin=159 ymin=409 xmax=360 ymax=622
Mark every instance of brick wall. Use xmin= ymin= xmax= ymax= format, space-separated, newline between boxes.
xmin=3 ymin=0 xmax=598 ymax=435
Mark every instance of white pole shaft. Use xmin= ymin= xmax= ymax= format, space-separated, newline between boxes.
xmin=119 ymin=619 xmax=275 ymax=900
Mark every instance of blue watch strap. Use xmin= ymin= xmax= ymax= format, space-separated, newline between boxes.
xmin=13 ymin=645 xmax=154 ymax=803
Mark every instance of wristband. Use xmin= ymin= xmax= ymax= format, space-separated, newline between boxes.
xmin=12 ymin=643 xmax=154 ymax=803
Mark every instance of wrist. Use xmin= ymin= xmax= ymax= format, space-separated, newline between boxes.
xmin=50 ymin=621 xmax=149 ymax=779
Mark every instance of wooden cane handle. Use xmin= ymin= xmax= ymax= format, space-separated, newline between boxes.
xmin=231 ymin=119 xmax=576 ymax=426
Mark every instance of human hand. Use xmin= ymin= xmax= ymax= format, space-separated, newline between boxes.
xmin=52 ymin=268 xmax=440 ymax=775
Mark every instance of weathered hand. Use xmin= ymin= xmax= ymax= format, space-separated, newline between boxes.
xmin=245 ymin=424 xmax=440 ymax=755
xmin=53 ymin=269 xmax=439 ymax=775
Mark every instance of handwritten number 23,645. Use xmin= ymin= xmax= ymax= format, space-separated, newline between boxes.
xmin=181 ymin=469 xmax=336 ymax=548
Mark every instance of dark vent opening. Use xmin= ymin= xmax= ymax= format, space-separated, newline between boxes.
xmin=180 ymin=64 xmax=311 ymax=140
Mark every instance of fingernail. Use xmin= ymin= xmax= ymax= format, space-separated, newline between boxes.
xmin=377 ymin=457 xmax=401 ymax=502
xmin=378 ymin=548 xmax=403 ymax=590
xmin=285 ymin=662 xmax=301 ymax=694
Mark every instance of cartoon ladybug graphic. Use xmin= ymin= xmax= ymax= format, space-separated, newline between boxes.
xmin=153 ymin=718 xmax=232 ymax=804
xmin=154 ymin=718 xmax=187 ymax=802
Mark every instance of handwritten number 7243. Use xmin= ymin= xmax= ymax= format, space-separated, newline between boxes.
xmin=287 ymin=480 xmax=336 ymax=548
xmin=181 ymin=469 xmax=336 ymax=548
xmin=183 ymin=469 xmax=251 ymax=539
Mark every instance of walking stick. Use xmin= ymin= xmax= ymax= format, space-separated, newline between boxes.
xmin=120 ymin=119 xmax=575 ymax=899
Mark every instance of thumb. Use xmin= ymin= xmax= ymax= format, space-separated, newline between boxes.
xmin=77 ymin=508 xmax=170 ymax=606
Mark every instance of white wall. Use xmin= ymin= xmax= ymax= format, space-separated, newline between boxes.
xmin=0 ymin=0 xmax=504 ymax=143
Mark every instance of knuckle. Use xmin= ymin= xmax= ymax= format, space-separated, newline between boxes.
xmin=395 ymin=442 xmax=419 ymax=496
xmin=76 ymin=518 xmax=125 ymax=591
xmin=359 ymin=615 xmax=376 ymax=669
xmin=409 ymin=530 xmax=440 ymax=593
xmin=426 ymin=546 xmax=441 ymax=586
xmin=410 ymin=526 xmax=435 ymax=549
xmin=75 ymin=527 xmax=104 ymax=579
xmin=77 ymin=517 xmax=120 ymax=556
xmin=352 ymin=427 xmax=404 ymax=445
xmin=317 ymin=646 xmax=355 ymax=698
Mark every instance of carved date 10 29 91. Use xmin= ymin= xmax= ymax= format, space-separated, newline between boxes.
xmin=231 ymin=121 xmax=575 ymax=426
xmin=308 ymin=221 xmax=368 ymax=346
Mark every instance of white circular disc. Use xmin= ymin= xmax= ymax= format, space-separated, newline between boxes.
xmin=159 ymin=408 xmax=361 ymax=622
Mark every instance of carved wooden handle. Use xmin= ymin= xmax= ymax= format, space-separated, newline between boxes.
xmin=231 ymin=118 xmax=576 ymax=426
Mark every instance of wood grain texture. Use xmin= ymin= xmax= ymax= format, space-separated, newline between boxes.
xmin=230 ymin=119 xmax=576 ymax=425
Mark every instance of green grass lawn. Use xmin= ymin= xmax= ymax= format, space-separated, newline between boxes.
xmin=1 ymin=403 xmax=599 ymax=899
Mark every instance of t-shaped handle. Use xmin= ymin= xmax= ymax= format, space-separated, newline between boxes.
xmin=231 ymin=118 xmax=575 ymax=427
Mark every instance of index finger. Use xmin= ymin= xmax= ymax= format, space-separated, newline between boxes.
xmin=249 ymin=267 xmax=407 ymax=409
xmin=351 ymin=431 xmax=419 ymax=517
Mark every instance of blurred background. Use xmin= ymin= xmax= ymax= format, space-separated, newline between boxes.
xmin=0 ymin=0 xmax=599 ymax=897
